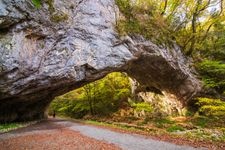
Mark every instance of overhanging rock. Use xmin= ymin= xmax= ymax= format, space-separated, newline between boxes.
xmin=0 ymin=0 xmax=201 ymax=122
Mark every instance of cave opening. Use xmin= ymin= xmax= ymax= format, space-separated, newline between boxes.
xmin=47 ymin=72 xmax=183 ymax=122
xmin=48 ymin=72 xmax=134 ymax=119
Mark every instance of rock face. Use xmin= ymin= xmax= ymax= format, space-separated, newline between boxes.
xmin=130 ymin=79 xmax=186 ymax=116
xmin=0 ymin=0 xmax=201 ymax=122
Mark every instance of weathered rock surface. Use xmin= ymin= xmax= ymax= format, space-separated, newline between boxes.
xmin=129 ymin=79 xmax=185 ymax=116
xmin=0 ymin=0 xmax=201 ymax=122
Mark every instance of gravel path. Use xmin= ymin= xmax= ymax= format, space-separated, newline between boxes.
xmin=0 ymin=118 xmax=199 ymax=150
xmin=0 ymin=119 xmax=120 ymax=150
xmin=55 ymin=120 xmax=197 ymax=150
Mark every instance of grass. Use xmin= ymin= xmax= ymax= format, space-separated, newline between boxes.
xmin=0 ymin=123 xmax=23 ymax=133
xmin=192 ymin=117 xmax=209 ymax=128
xmin=153 ymin=118 xmax=175 ymax=128
xmin=76 ymin=119 xmax=161 ymax=135
xmin=184 ymin=128 xmax=225 ymax=142
xmin=84 ymin=120 xmax=137 ymax=131
xmin=0 ymin=121 xmax=38 ymax=133
xmin=166 ymin=125 xmax=185 ymax=132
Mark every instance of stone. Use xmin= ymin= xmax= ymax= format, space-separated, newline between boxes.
xmin=129 ymin=79 xmax=189 ymax=116
xmin=0 ymin=0 xmax=201 ymax=122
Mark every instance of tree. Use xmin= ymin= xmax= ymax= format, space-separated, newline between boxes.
xmin=116 ymin=0 xmax=225 ymax=95
xmin=49 ymin=72 xmax=131 ymax=118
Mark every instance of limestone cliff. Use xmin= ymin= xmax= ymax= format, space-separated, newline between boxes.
xmin=0 ymin=0 xmax=201 ymax=122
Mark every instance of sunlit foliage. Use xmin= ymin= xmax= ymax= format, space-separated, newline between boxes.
xmin=197 ymin=97 xmax=225 ymax=117
xmin=49 ymin=72 xmax=131 ymax=118
xmin=116 ymin=0 xmax=225 ymax=94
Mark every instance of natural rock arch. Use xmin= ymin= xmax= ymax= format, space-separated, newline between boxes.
xmin=0 ymin=0 xmax=201 ymax=122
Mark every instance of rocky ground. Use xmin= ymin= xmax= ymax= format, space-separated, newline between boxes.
xmin=0 ymin=118 xmax=198 ymax=150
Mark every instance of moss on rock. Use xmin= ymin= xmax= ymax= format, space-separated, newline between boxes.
xmin=50 ymin=12 xmax=68 ymax=23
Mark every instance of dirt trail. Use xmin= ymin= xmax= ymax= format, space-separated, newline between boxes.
xmin=0 ymin=118 xmax=198 ymax=150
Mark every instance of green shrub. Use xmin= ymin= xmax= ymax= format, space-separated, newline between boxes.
xmin=196 ymin=60 xmax=225 ymax=93
xmin=185 ymin=110 xmax=195 ymax=117
xmin=154 ymin=118 xmax=175 ymax=124
xmin=166 ymin=125 xmax=185 ymax=132
xmin=196 ymin=98 xmax=225 ymax=118
xmin=197 ymin=97 xmax=225 ymax=106
xmin=199 ymin=105 xmax=225 ymax=117
xmin=0 ymin=123 xmax=22 ymax=133
xmin=153 ymin=118 xmax=175 ymax=128
xmin=192 ymin=116 xmax=209 ymax=128
xmin=132 ymin=102 xmax=153 ymax=113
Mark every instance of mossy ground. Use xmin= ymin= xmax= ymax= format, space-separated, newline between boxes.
xmin=0 ymin=123 xmax=24 ymax=133
xmin=0 ymin=121 xmax=38 ymax=133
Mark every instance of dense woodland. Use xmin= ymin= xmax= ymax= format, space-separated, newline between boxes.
xmin=45 ymin=0 xmax=225 ymax=144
